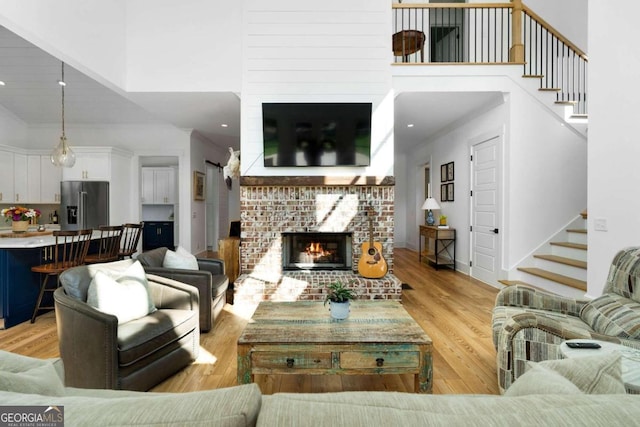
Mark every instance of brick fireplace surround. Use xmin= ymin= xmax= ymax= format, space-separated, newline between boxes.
xmin=234 ymin=176 xmax=401 ymax=303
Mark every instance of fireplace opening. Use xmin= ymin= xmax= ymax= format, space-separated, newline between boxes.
xmin=282 ymin=232 xmax=352 ymax=270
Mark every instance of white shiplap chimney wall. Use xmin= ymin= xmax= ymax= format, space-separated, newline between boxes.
xmin=240 ymin=0 xmax=393 ymax=177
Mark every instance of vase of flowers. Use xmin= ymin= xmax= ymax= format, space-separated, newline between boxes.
xmin=1 ymin=206 xmax=41 ymax=233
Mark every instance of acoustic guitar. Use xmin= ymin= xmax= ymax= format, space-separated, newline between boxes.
xmin=357 ymin=209 xmax=388 ymax=279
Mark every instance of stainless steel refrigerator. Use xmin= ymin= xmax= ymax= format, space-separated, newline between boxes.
xmin=60 ymin=181 xmax=109 ymax=230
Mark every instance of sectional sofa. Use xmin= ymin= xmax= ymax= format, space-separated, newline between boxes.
xmin=2 ymin=350 xmax=640 ymax=426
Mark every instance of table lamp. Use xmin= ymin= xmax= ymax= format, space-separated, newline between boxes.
xmin=421 ymin=197 xmax=441 ymax=226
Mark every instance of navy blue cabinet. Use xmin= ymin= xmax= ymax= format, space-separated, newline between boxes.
xmin=0 ymin=246 xmax=52 ymax=328
xmin=142 ymin=222 xmax=174 ymax=251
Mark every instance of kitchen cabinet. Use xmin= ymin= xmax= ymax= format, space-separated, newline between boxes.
xmin=142 ymin=221 xmax=174 ymax=251
xmin=13 ymin=153 xmax=28 ymax=203
xmin=62 ymin=152 xmax=110 ymax=181
xmin=0 ymin=246 xmax=54 ymax=328
xmin=0 ymin=149 xmax=15 ymax=203
xmin=39 ymin=156 xmax=62 ymax=203
xmin=141 ymin=167 xmax=176 ymax=204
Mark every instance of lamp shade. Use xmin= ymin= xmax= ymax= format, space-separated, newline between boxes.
xmin=421 ymin=197 xmax=441 ymax=211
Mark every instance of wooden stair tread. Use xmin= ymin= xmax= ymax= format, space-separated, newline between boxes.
xmin=534 ymin=254 xmax=587 ymax=269
xmin=499 ymin=280 xmax=546 ymax=291
xmin=555 ymin=100 xmax=578 ymax=105
xmin=517 ymin=267 xmax=586 ymax=291
xmin=522 ymin=75 xmax=543 ymax=79
xmin=550 ymin=241 xmax=587 ymax=250
xmin=566 ymin=228 xmax=587 ymax=234
xmin=539 ymin=88 xmax=561 ymax=92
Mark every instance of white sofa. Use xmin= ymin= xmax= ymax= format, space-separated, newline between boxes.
xmin=2 ymin=350 xmax=640 ymax=426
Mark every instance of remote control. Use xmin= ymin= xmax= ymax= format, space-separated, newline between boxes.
xmin=566 ymin=341 xmax=601 ymax=349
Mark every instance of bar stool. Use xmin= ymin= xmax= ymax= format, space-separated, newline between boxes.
xmin=85 ymin=225 xmax=123 ymax=264
xmin=119 ymin=222 xmax=143 ymax=259
xmin=31 ymin=229 xmax=92 ymax=323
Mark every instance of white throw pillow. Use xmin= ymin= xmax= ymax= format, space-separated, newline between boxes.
xmin=506 ymin=352 xmax=626 ymax=396
xmin=87 ymin=260 xmax=156 ymax=324
xmin=163 ymin=246 xmax=199 ymax=270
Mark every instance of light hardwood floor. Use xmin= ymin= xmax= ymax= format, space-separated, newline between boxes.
xmin=0 ymin=248 xmax=500 ymax=395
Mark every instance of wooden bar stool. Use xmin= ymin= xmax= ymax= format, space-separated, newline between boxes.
xmin=31 ymin=229 xmax=92 ymax=323
xmin=85 ymin=225 xmax=123 ymax=264
xmin=119 ymin=222 xmax=143 ymax=259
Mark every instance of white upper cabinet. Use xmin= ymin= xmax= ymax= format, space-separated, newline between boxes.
xmin=13 ymin=153 xmax=28 ymax=204
xmin=62 ymin=151 xmax=110 ymax=181
xmin=40 ymin=156 xmax=62 ymax=203
xmin=0 ymin=149 xmax=15 ymax=203
xmin=141 ymin=167 xmax=176 ymax=204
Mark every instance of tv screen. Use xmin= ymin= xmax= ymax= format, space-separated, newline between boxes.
xmin=262 ymin=103 xmax=372 ymax=167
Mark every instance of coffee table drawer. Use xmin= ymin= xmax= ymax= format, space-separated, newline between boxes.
xmin=340 ymin=351 xmax=419 ymax=369
xmin=252 ymin=352 xmax=332 ymax=369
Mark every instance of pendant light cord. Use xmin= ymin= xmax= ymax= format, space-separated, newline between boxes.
xmin=61 ymin=62 xmax=66 ymax=138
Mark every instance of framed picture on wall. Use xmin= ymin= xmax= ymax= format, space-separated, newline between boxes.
xmin=441 ymin=164 xmax=448 ymax=182
xmin=441 ymin=184 xmax=448 ymax=201
xmin=447 ymin=162 xmax=455 ymax=181
xmin=193 ymin=171 xmax=205 ymax=201
xmin=447 ymin=183 xmax=454 ymax=202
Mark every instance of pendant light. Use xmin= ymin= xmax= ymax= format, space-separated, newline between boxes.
xmin=50 ymin=62 xmax=76 ymax=167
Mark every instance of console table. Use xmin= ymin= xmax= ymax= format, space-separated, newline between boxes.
xmin=418 ymin=225 xmax=456 ymax=270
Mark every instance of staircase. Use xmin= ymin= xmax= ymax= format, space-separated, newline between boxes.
xmin=501 ymin=211 xmax=588 ymax=297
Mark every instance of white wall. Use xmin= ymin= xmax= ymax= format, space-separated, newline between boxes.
xmin=403 ymin=100 xmax=507 ymax=273
xmin=0 ymin=0 xmax=127 ymax=90
xmin=241 ymin=0 xmax=394 ymax=177
xmin=0 ymin=105 xmax=27 ymax=146
xmin=525 ymin=0 xmax=588 ymax=53
xmin=190 ymin=132 xmax=234 ymax=254
xmin=125 ymin=0 xmax=242 ymax=92
xmin=396 ymin=68 xmax=587 ymax=279
xmin=587 ymin=2 xmax=640 ymax=297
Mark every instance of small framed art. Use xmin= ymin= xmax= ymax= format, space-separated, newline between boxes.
xmin=193 ymin=171 xmax=205 ymax=201
xmin=441 ymin=164 xmax=448 ymax=182
xmin=447 ymin=162 xmax=455 ymax=181
xmin=447 ymin=183 xmax=454 ymax=202
xmin=441 ymin=184 xmax=448 ymax=201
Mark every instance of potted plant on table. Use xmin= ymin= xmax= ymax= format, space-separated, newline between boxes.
xmin=324 ymin=281 xmax=358 ymax=320
xmin=1 ymin=206 xmax=41 ymax=233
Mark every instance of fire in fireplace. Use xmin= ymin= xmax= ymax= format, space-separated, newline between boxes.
xmin=282 ymin=232 xmax=352 ymax=270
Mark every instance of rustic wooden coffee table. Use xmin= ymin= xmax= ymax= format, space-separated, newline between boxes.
xmin=237 ymin=300 xmax=433 ymax=393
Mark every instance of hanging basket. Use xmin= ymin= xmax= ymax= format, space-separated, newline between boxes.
xmin=12 ymin=220 xmax=30 ymax=233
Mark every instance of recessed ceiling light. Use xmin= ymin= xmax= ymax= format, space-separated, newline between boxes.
xmin=221 ymin=123 xmax=228 ymax=128
xmin=0 ymin=81 xmax=5 ymax=86
xmin=407 ymin=124 xmax=414 ymax=128
xmin=57 ymin=80 xmax=66 ymax=86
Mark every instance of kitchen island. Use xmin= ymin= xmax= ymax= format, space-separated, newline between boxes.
xmin=0 ymin=227 xmax=98 ymax=328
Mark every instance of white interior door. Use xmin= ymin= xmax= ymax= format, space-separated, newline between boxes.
xmin=471 ymin=135 xmax=500 ymax=285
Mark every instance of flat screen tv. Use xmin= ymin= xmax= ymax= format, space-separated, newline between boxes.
xmin=262 ymin=102 xmax=372 ymax=167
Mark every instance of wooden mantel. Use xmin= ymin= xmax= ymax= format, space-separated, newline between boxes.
xmin=240 ymin=176 xmax=395 ymax=186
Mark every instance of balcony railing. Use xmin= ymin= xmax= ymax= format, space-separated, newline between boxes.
xmin=392 ymin=1 xmax=588 ymax=115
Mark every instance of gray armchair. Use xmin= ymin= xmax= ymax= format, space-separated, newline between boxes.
xmin=136 ymin=247 xmax=229 ymax=332
xmin=54 ymin=259 xmax=199 ymax=391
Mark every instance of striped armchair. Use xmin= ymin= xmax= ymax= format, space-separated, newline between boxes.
xmin=492 ymin=247 xmax=640 ymax=393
